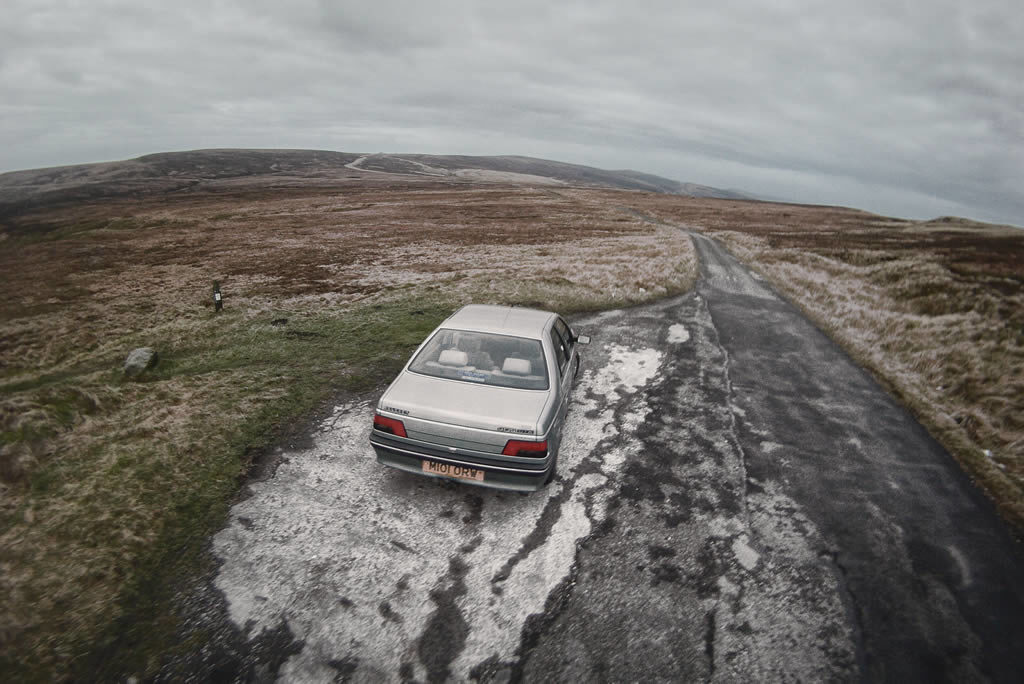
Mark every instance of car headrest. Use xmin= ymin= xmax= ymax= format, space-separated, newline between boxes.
xmin=439 ymin=349 xmax=469 ymax=367
xmin=502 ymin=358 xmax=531 ymax=375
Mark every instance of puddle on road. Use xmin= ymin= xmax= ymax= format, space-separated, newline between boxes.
xmin=212 ymin=340 xmax=664 ymax=681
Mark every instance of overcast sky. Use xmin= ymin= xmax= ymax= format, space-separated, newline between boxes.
xmin=3 ymin=1 xmax=1022 ymax=225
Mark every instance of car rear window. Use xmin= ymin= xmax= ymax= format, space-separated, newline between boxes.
xmin=408 ymin=328 xmax=549 ymax=390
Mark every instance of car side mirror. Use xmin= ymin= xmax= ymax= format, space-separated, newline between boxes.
xmin=576 ymin=335 xmax=591 ymax=345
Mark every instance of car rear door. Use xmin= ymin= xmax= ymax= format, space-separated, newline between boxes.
xmin=554 ymin=317 xmax=578 ymax=376
xmin=548 ymin=322 xmax=574 ymax=448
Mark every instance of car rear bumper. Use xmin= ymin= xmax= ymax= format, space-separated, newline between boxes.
xmin=370 ymin=432 xmax=551 ymax=492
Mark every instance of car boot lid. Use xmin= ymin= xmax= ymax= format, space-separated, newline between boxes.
xmin=379 ymin=371 xmax=549 ymax=435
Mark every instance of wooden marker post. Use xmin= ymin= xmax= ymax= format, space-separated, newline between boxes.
xmin=213 ymin=281 xmax=223 ymax=312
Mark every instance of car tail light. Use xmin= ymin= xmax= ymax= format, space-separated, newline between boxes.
xmin=373 ymin=414 xmax=407 ymax=438
xmin=502 ymin=439 xmax=548 ymax=458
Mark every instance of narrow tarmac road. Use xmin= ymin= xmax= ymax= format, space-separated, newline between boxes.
xmin=687 ymin=232 xmax=1024 ymax=681
xmin=166 ymin=232 xmax=1024 ymax=682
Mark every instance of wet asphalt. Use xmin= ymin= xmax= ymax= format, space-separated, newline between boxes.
xmin=687 ymin=233 xmax=1024 ymax=681
xmin=163 ymin=230 xmax=1024 ymax=683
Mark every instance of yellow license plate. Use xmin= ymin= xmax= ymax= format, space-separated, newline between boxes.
xmin=422 ymin=460 xmax=485 ymax=482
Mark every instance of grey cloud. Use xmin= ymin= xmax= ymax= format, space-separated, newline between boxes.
xmin=1 ymin=0 xmax=1021 ymax=225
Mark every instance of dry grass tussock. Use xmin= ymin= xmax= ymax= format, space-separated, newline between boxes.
xmin=0 ymin=182 xmax=695 ymax=678
xmin=606 ymin=190 xmax=1023 ymax=529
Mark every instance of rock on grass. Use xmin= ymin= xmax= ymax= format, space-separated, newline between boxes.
xmin=124 ymin=347 xmax=158 ymax=377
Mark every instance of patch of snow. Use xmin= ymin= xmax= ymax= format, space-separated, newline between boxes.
xmin=946 ymin=544 xmax=973 ymax=587
xmin=717 ymin=574 xmax=740 ymax=597
xmin=588 ymin=344 xmax=664 ymax=396
xmin=733 ymin=535 xmax=760 ymax=571
xmin=213 ymin=333 xmax=666 ymax=680
xmin=718 ymin=481 xmax=858 ymax=679
xmin=708 ymin=516 xmax=746 ymax=538
xmin=667 ymin=323 xmax=690 ymax=343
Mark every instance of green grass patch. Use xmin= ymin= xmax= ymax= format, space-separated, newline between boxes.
xmin=1 ymin=295 xmax=451 ymax=681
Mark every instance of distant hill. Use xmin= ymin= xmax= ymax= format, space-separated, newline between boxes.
xmin=0 ymin=149 xmax=755 ymax=220
xmin=348 ymin=154 xmax=755 ymax=199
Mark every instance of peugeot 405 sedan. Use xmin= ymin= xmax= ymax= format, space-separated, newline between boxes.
xmin=369 ymin=304 xmax=589 ymax=491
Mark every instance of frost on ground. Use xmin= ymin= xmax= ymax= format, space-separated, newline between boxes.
xmin=717 ymin=479 xmax=858 ymax=681
xmin=339 ymin=227 xmax=692 ymax=312
xmin=667 ymin=323 xmax=690 ymax=344
xmin=212 ymin=338 xmax=663 ymax=681
xmin=674 ymin=293 xmax=857 ymax=681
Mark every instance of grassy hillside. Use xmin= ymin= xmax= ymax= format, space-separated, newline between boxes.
xmin=0 ymin=148 xmax=751 ymax=222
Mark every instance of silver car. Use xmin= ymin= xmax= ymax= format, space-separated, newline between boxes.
xmin=369 ymin=304 xmax=589 ymax=491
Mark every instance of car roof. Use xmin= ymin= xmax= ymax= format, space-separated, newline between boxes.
xmin=443 ymin=304 xmax=556 ymax=338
